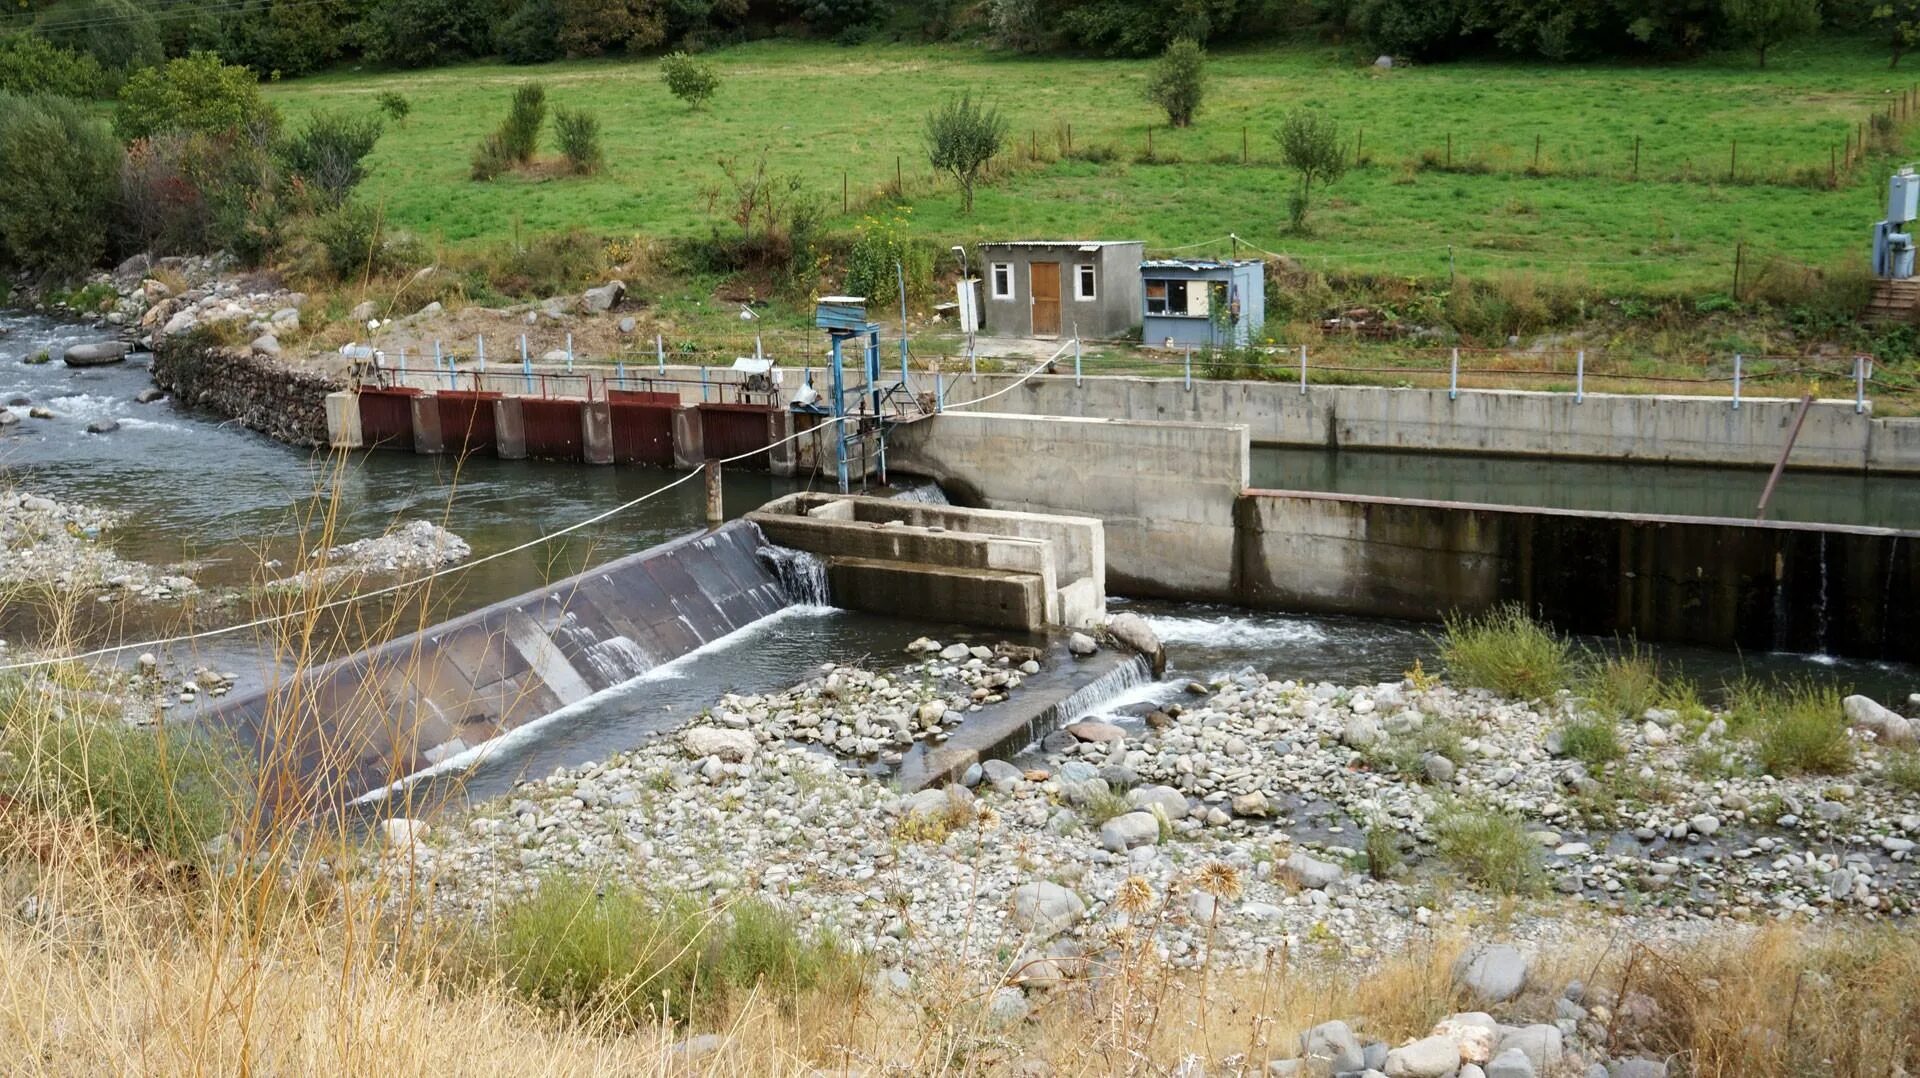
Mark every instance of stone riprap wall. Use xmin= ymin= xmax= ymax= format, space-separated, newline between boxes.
xmin=1235 ymin=491 xmax=1920 ymax=662
xmin=889 ymin=412 xmax=1249 ymax=600
xmin=153 ymin=336 xmax=343 ymax=447
xmin=209 ymin=520 xmax=790 ymax=810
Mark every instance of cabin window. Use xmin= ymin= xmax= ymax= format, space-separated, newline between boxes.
xmin=991 ymin=263 xmax=1014 ymax=299
xmin=1075 ymin=263 xmax=1097 ymax=301
xmin=1144 ymin=278 xmax=1191 ymax=316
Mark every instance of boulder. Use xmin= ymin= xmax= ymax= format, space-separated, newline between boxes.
xmin=0 ymin=410 xmax=16 ymax=428
xmin=1385 ymin=1035 xmax=1462 ymax=1077
xmin=63 ymin=341 xmax=131 ymax=367
xmin=1231 ymin=790 xmax=1272 ymax=817
xmin=1486 ymin=1048 xmax=1536 ymax=1078
xmin=1454 ymin=943 xmax=1529 ymax=1004
xmin=1099 ymin=811 xmax=1160 ymax=852
xmin=135 ymin=387 xmax=166 ymax=404
xmin=1068 ymin=632 xmax=1099 ymax=656
xmin=618 ymin=315 xmax=637 ymax=333
xmin=1104 ymin=611 xmax=1165 ymax=675
xmin=1844 ymin=694 xmax=1916 ymax=745
xmin=28 ymin=406 xmax=53 ymax=419
xmin=681 ymin=725 xmax=755 ymax=762
xmin=1493 ymin=1025 xmax=1561 ymax=1071
xmin=380 ymin=817 xmax=429 ymax=849
xmin=1433 ymin=1013 xmax=1497 ymax=1063
xmin=1283 ymin=850 xmax=1344 ymax=890
xmin=1300 ymin=1020 xmax=1365 ymax=1072
xmin=581 ymin=280 xmax=627 ymax=313
xmin=85 ymin=418 xmax=120 ymax=434
xmin=1374 ymin=54 xmax=1394 ymax=68
xmin=1009 ymin=881 xmax=1085 ymax=935
xmin=1342 ymin=715 xmax=1382 ymax=747
xmin=1128 ymin=784 xmax=1189 ymax=819
xmin=1609 ymin=1061 xmax=1669 ymax=1078
xmin=1066 ymin=719 xmax=1126 ymax=743
xmin=982 ymin=758 xmax=1025 ymax=793
xmin=251 ymin=334 xmax=281 ymax=358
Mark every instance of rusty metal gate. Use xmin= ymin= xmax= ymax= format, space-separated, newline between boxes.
xmin=521 ymin=398 xmax=584 ymax=461
xmin=609 ymin=389 xmax=677 ymax=465
xmin=435 ymin=390 xmax=501 ymax=457
xmin=698 ymin=402 xmax=774 ymax=469
xmin=357 ymin=386 xmax=420 ymax=451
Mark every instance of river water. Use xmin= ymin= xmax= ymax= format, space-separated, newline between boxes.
xmin=4 ymin=311 xmax=1915 ymax=792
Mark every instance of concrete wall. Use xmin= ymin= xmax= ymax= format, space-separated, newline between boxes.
xmin=208 ymin=520 xmax=792 ymax=811
xmin=976 ymin=242 xmax=1143 ymax=340
xmin=1235 ymin=491 xmax=1920 ymax=662
xmin=889 ymin=412 xmax=1249 ymax=600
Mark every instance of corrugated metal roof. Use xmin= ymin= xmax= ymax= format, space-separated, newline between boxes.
xmin=977 ymin=240 xmax=1144 ymax=248
xmin=1140 ymin=258 xmax=1263 ymax=270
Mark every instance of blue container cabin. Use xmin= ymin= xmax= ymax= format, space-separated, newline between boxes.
xmin=1139 ymin=259 xmax=1264 ymax=350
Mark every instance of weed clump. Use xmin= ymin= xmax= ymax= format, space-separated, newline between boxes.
xmin=1438 ymin=604 xmax=1570 ymax=700
xmin=553 ymin=106 xmax=604 ymax=175
xmin=1727 ymin=678 xmax=1855 ymax=776
xmin=1557 ymin=714 xmax=1625 ymax=766
xmin=1432 ymin=800 xmax=1545 ymax=896
xmin=1576 ymin=641 xmax=1663 ymax=720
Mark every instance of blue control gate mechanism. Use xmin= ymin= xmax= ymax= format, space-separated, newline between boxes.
xmin=804 ymin=296 xmax=916 ymax=493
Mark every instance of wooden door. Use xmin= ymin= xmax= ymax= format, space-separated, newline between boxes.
xmin=1030 ymin=262 xmax=1061 ymax=337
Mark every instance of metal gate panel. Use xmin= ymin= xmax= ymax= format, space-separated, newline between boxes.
xmin=521 ymin=398 xmax=584 ymax=461
xmin=698 ymin=402 xmax=774 ymax=469
xmin=609 ymin=389 xmax=681 ymax=406
xmin=435 ymin=391 xmax=501 ymax=456
xmin=610 ymin=401 xmax=674 ymax=465
xmin=358 ymin=387 xmax=420 ymax=450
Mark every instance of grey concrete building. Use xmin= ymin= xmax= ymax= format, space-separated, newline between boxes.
xmin=975 ymin=241 xmax=1145 ymax=340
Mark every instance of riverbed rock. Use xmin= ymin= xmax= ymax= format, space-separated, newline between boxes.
xmin=681 ymin=726 xmax=755 ymax=762
xmin=380 ymin=817 xmax=429 ymax=849
xmin=1844 ymin=694 xmax=1916 ymax=745
xmin=63 ymin=341 xmax=131 ymax=367
xmin=0 ymin=410 xmax=16 ymax=428
xmin=1104 ymin=611 xmax=1165 ymax=675
xmin=1009 ymin=881 xmax=1084 ymax=935
xmin=1385 ymin=1035 xmax=1462 ymax=1077
xmin=1099 ymin=811 xmax=1160 ymax=852
xmin=85 ymin=418 xmax=120 ymax=434
xmin=28 ymin=406 xmax=53 ymax=419
xmin=1454 ymin=942 xmax=1529 ymax=1003
xmin=1066 ymin=719 xmax=1125 ymax=743
xmin=1068 ymin=632 xmax=1098 ymax=656
xmin=1128 ymin=784 xmax=1188 ymax=819
xmin=1282 ymin=850 xmax=1344 ymax=890
xmin=1609 ymin=1061 xmax=1668 ymax=1078
xmin=135 ymin=387 xmax=166 ymax=404
xmin=1301 ymin=1020 xmax=1365 ymax=1072
xmin=1486 ymin=1049 xmax=1536 ymax=1078
xmin=581 ymin=280 xmax=627 ymax=313
xmin=982 ymin=758 xmax=1024 ymax=793
xmin=1494 ymin=1024 xmax=1562 ymax=1070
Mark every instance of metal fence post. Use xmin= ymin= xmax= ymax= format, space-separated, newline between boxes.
xmin=565 ymin=333 xmax=574 ymax=373
xmin=1575 ymin=350 xmax=1585 ymax=404
xmin=616 ymin=359 xmax=625 ymax=389
xmin=1449 ymin=347 xmax=1459 ymax=401
xmin=1184 ymin=347 xmax=1192 ymax=391
xmin=969 ymin=342 xmax=977 ymax=381
xmin=1733 ymin=353 xmax=1742 ymax=410
xmin=1299 ymin=344 xmax=1307 ymax=394
xmin=477 ymin=335 xmax=486 ymax=374
xmin=935 ymin=369 xmax=944 ymax=412
xmin=1074 ymin=337 xmax=1082 ymax=387
xmin=1856 ymin=355 xmax=1868 ymax=414
xmin=436 ymin=340 xmax=450 ymax=389
xmin=701 ymin=364 xmax=710 ymax=402
xmin=656 ymin=334 xmax=665 ymax=375
xmin=520 ymin=334 xmax=533 ymax=393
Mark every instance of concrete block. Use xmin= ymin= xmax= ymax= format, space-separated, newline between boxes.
xmin=493 ymin=397 xmax=526 ymax=460
xmin=409 ymin=394 xmax=444 ymax=455
xmin=324 ymin=391 xmax=362 ymax=449
xmin=581 ymin=400 xmax=613 ymax=465
xmin=672 ymin=405 xmax=705 ymax=469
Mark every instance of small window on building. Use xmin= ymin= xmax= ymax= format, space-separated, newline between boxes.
xmin=991 ymin=263 xmax=1013 ymax=300
xmin=1145 ymin=278 xmax=1192 ymax=316
xmin=1145 ymin=280 xmax=1168 ymax=314
xmin=1075 ymin=264 xmax=1096 ymax=301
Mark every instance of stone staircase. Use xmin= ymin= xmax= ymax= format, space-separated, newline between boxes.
xmin=1865 ymin=278 xmax=1920 ymax=323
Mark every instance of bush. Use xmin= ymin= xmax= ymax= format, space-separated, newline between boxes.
xmin=117 ymin=128 xmax=282 ymax=260
xmin=280 ymin=109 xmax=383 ymax=208
xmin=0 ymin=695 xmax=242 ymax=865
xmin=377 ymin=90 xmax=412 ymax=122
xmin=1432 ymin=800 xmax=1546 ymax=896
xmin=360 ymin=0 xmax=497 ymax=67
xmin=1145 ymin=37 xmax=1205 ymax=127
xmin=659 ymin=51 xmax=718 ymax=108
xmin=1728 ymin=679 xmax=1855 ymax=776
xmin=1557 ymin=714 xmax=1625 ymax=766
xmin=114 ymin=51 xmax=278 ymax=142
xmin=844 ymin=209 xmax=934 ymax=308
xmin=299 ymin=200 xmax=408 ymax=281
xmin=1438 ymin=603 xmax=1571 ymax=700
xmin=557 ymin=0 xmax=667 ymax=57
xmin=497 ymin=0 xmax=562 ymax=63
xmin=1885 ymin=749 xmax=1920 ymax=793
xmin=485 ymin=877 xmax=864 ymax=1026
xmin=0 ymin=32 xmax=105 ymax=98
xmin=1576 ymin=641 xmax=1663 ymax=720
xmin=0 ymin=93 xmax=119 ymax=275
xmin=34 ymin=0 xmax=163 ymax=77
xmin=470 ymin=131 xmax=513 ymax=181
xmin=553 ymin=105 xmax=604 ymax=175
xmin=502 ymin=82 xmax=546 ymax=163
xmin=470 ymin=228 xmax=607 ymax=297
xmin=1363 ymin=819 xmax=1404 ymax=880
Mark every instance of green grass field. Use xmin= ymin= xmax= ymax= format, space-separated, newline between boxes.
xmin=268 ymin=37 xmax=1920 ymax=292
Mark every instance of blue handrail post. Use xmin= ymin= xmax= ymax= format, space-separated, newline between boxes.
xmin=1449 ymin=347 xmax=1459 ymax=401
xmin=1576 ymin=350 xmax=1585 ymax=404
xmin=1733 ymin=353 xmax=1742 ymax=410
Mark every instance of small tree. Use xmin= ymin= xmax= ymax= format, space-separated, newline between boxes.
xmin=501 ymin=82 xmax=546 ymax=163
xmin=1275 ymin=108 xmax=1347 ymax=233
xmin=1721 ymin=0 xmax=1819 ymax=67
xmin=0 ymin=93 xmax=119 ymax=274
xmin=924 ymin=92 xmax=1008 ymax=215
xmin=553 ymin=105 xmax=604 ymax=175
xmin=280 ymin=109 xmax=384 ymax=208
xmin=1145 ymin=37 xmax=1206 ymax=128
xmin=1876 ymin=1 xmax=1920 ymax=67
xmin=659 ymin=51 xmax=718 ymax=109
xmin=377 ymin=91 xmax=412 ymax=123
xmin=114 ymin=51 xmax=279 ymax=142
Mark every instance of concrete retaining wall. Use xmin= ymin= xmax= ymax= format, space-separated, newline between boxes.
xmin=1234 ymin=491 xmax=1920 ymax=661
xmin=889 ymin=412 xmax=1249 ymax=600
xmin=211 ymin=520 xmax=791 ymax=810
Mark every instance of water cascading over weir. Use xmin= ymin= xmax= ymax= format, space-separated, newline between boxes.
xmin=209 ymin=495 xmax=1111 ymax=814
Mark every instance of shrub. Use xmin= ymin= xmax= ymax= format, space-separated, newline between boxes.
xmin=553 ymin=105 xmax=604 ymax=175
xmin=1363 ymin=819 xmax=1404 ymax=880
xmin=1274 ymin=108 xmax=1347 ymax=233
xmin=117 ymin=128 xmax=282 ymax=261
xmin=486 ymin=877 xmax=864 ymax=1026
xmin=1557 ymin=714 xmax=1625 ymax=766
xmin=1885 ymin=749 xmax=1920 ymax=793
xmin=844 ymin=209 xmax=934 ymax=308
xmin=558 ymin=0 xmax=667 ymax=57
xmin=0 ymin=698 xmax=242 ymax=865
xmin=298 ymin=199 xmax=417 ymax=281
xmin=114 ymin=51 xmax=279 ymax=142
xmin=0 ymin=32 xmax=105 ymax=98
xmin=659 ymin=51 xmax=718 ymax=108
xmin=1365 ymin=715 xmax=1467 ymax=782
xmin=1728 ymin=679 xmax=1855 ymax=776
xmin=1145 ymin=37 xmax=1205 ymax=128
xmin=1438 ymin=603 xmax=1570 ymax=700
xmin=1576 ymin=641 xmax=1663 ymax=720
xmin=360 ymin=0 xmax=497 ymax=67
xmin=1432 ymin=800 xmax=1545 ymax=896
xmin=376 ymin=90 xmax=412 ymax=122
xmin=0 ymin=93 xmax=119 ymax=274
xmin=501 ymin=82 xmax=546 ymax=163
xmin=470 ymin=131 xmax=513 ymax=181
xmin=471 ymin=228 xmax=607 ymax=297
xmin=988 ymin=0 xmax=1049 ymax=51
xmin=497 ymin=0 xmax=562 ymax=63
xmin=280 ymin=109 xmax=383 ymax=208
xmin=924 ymin=91 xmax=1008 ymax=214
xmin=34 ymin=0 xmax=163 ymax=77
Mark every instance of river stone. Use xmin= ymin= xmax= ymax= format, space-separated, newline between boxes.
xmin=988 ymin=986 xmax=1029 ymax=1025
xmin=85 ymin=418 xmax=120 ymax=434
xmin=135 ymin=387 xmax=166 ymax=404
xmin=1009 ymin=881 xmax=1084 ymax=935
xmin=1231 ymin=790 xmax=1272 ymax=817
xmin=581 ymin=279 xmax=627 ymax=312
xmin=1385 ymin=1034 xmax=1462 ymax=1077
xmin=1433 ymin=1014 xmax=1497 ymax=1063
xmin=251 ymin=334 xmax=281 ymax=358
xmin=1099 ymin=811 xmax=1159 ymax=852
xmin=28 ymin=406 xmax=52 ymax=419
xmin=1301 ymin=1019 xmax=1365 ymax=1072
xmin=1128 ymin=784 xmax=1188 ymax=819
xmin=1342 ymin=715 xmax=1382 ymax=747
xmin=982 ymin=758 xmax=1024 ymax=793
xmin=939 ymin=642 xmax=971 ymax=661
xmin=1609 ymin=1061 xmax=1668 ymax=1078
xmin=0 ymin=410 xmax=17 ymax=428
xmin=1844 ymin=694 xmax=1916 ymax=745
xmin=380 ymin=817 xmax=429 ymax=849
xmin=1494 ymin=1024 xmax=1562 ymax=1070
xmin=542 ymin=349 xmax=570 ymax=363
xmin=1104 ymin=611 xmax=1165 ymax=675
xmin=63 ymin=341 xmax=131 ymax=366
xmin=1066 ymin=719 xmax=1126 ymax=743
xmin=1423 ymin=753 xmax=1457 ymax=784
xmin=1454 ymin=942 xmax=1529 ymax=1003
xmin=1068 ymin=632 xmax=1098 ymax=656
xmin=618 ymin=315 xmax=637 ymax=333
xmin=1486 ymin=1048 xmax=1536 ymax=1078
xmin=681 ymin=725 xmax=755 ymax=762
xmin=1283 ymin=850 xmax=1344 ymax=890
xmin=6 ymin=396 xmax=27 ymax=406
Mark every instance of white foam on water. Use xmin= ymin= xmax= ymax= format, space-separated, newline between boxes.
xmin=353 ymin=603 xmax=838 ymax=804
xmin=1142 ymin=613 xmax=1328 ymax=649
xmin=1069 ymin=676 xmax=1189 ymax=721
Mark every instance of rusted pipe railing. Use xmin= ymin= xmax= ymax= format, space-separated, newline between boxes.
xmin=1755 ymin=393 xmax=1815 ymax=520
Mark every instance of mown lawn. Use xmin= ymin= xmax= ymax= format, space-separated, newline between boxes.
xmin=267 ymin=37 xmax=1918 ymax=291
